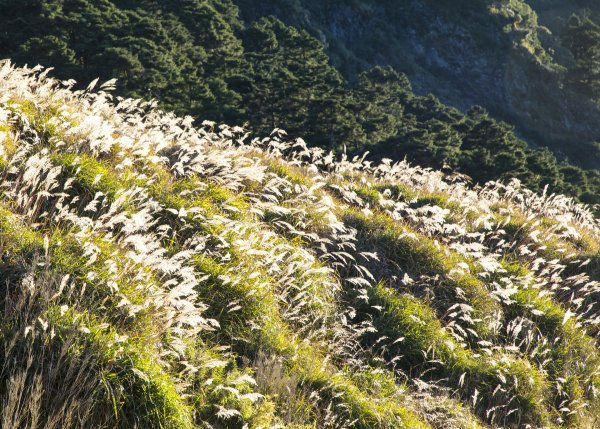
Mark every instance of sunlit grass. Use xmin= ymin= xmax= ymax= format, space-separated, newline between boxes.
xmin=0 ymin=61 xmax=599 ymax=428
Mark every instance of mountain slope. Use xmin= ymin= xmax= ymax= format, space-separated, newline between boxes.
xmin=233 ymin=0 xmax=600 ymax=170
xmin=1 ymin=62 xmax=600 ymax=428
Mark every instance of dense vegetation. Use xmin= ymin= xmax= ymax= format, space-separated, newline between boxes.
xmin=234 ymin=0 xmax=600 ymax=167
xmin=1 ymin=0 xmax=600 ymax=208
xmin=2 ymin=62 xmax=600 ymax=428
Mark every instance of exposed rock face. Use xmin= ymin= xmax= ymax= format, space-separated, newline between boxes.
xmin=235 ymin=0 xmax=600 ymax=168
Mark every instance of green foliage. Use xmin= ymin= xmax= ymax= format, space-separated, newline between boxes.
xmin=562 ymin=14 xmax=600 ymax=100
xmin=0 ymin=0 xmax=240 ymax=120
xmin=240 ymin=16 xmax=362 ymax=150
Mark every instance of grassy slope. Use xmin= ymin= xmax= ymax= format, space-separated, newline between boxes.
xmin=0 ymin=62 xmax=599 ymax=428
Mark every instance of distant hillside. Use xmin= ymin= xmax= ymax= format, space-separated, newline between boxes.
xmin=2 ymin=0 xmax=600 ymax=208
xmin=1 ymin=62 xmax=600 ymax=428
xmin=234 ymin=0 xmax=600 ymax=170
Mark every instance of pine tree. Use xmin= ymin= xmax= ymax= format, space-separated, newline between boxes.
xmin=562 ymin=14 xmax=600 ymax=100
xmin=355 ymin=66 xmax=410 ymax=145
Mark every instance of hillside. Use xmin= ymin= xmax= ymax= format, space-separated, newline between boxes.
xmin=233 ymin=0 xmax=600 ymax=170
xmin=2 ymin=62 xmax=600 ymax=428
xmin=2 ymin=0 xmax=600 ymax=208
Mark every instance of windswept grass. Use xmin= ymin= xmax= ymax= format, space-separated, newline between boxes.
xmin=0 ymin=61 xmax=599 ymax=428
